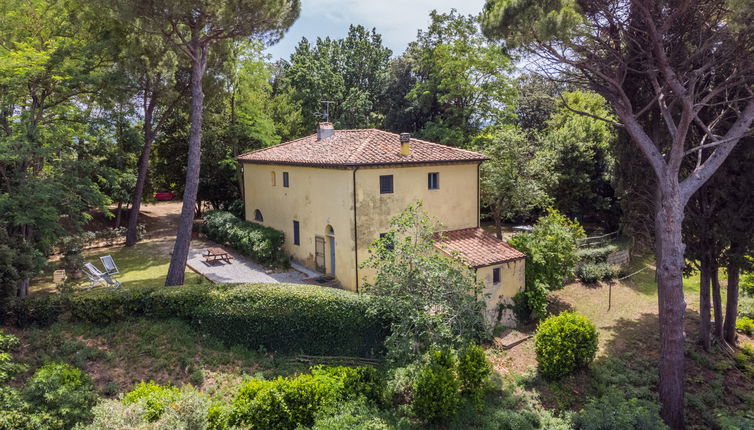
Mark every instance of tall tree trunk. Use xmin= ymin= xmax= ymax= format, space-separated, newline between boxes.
xmin=698 ymin=256 xmax=711 ymax=351
xmin=711 ymin=267 xmax=723 ymax=339
xmin=723 ymin=260 xmax=740 ymax=344
xmin=493 ymin=205 xmax=502 ymax=240
xmin=655 ymin=187 xmax=686 ymax=430
xmin=115 ymin=201 xmax=123 ymax=228
xmin=126 ymin=95 xmax=158 ymax=247
xmin=16 ymin=279 xmax=29 ymax=298
xmin=165 ymin=38 xmax=207 ymax=286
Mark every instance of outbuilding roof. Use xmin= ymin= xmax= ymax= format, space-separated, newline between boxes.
xmin=237 ymin=128 xmax=487 ymax=167
xmin=434 ymin=227 xmax=526 ymax=268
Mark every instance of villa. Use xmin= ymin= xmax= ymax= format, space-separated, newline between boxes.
xmin=237 ymin=122 xmax=525 ymax=324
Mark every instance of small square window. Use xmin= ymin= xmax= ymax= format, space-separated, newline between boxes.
xmin=428 ymin=172 xmax=439 ymax=190
xmin=379 ymin=233 xmax=394 ymax=251
xmin=379 ymin=175 xmax=393 ymax=194
xmin=293 ymin=221 xmax=300 ymax=245
xmin=283 ymin=172 xmax=289 ymax=188
xmin=493 ymin=268 xmax=501 ymax=284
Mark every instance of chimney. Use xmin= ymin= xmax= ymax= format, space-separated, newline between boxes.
xmin=400 ymin=133 xmax=411 ymax=156
xmin=317 ymin=122 xmax=334 ymax=140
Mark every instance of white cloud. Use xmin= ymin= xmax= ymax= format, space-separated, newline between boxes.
xmin=266 ymin=0 xmax=487 ymax=60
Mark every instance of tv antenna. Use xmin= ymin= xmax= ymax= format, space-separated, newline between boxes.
xmin=319 ymin=100 xmax=336 ymax=122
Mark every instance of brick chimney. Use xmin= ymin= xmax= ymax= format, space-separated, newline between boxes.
xmin=317 ymin=122 xmax=335 ymax=140
xmin=400 ymin=133 xmax=411 ymax=155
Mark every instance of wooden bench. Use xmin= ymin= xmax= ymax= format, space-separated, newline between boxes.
xmin=203 ymin=247 xmax=234 ymax=264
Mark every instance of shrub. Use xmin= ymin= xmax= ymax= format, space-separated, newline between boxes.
xmin=736 ymin=317 xmax=754 ymax=335
xmin=577 ymin=262 xmax=621 ymax=284
xmin=193 ymin=284 xmax=390 ymax=356
xmin=12 ymin=284 xmax=389 ymax=357
xmin=412 ymin=350 xmax=461 ymax=422
xmin=457 ymin=344 xmax=491 ymax=406
xmin=0 ymin=384 xmax=64 ymax=430
xmin=574 ymin=390 xmax=668 ymax=430
xmin=508 ymin=209 xmax=585 ymax=319
xmin=80 ymin=386 xmax=210 ymax=430
xmin=23 ymin=363 xmax=98 ymax=429
xmin=311 ymin=365 xmax=384 ymax=404
xmin=3 ymin=295 xmax=65 ymax=327
xmin=534 ymin=312 xmax=598 ymax=379
xmin=203 ymin=211 xmax=288 ymax=267
xmin=576 ymin=244 xmax=619 ymax=263
xmin=741 ymin=272 xmax=754 ymax=297
xmin=230 ymin=373 xmax=341 ymax=429
xmin=309 ymin=398 xmax=404 ymax=430
xmin=0 ymin=331 xmax=26 ymax=384
xmin=122 ymin=382 xmax=183 ymax=422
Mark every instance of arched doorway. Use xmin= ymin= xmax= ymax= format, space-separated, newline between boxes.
xmin=325 ymin=225 xmax=335 ymax=275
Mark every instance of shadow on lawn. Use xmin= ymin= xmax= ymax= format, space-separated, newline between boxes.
xmin=526 ymin=310 xmax=753 ymax=428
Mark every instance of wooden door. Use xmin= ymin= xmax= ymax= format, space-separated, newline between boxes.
xmin=315 ymin=236 xmax=325 ymax=273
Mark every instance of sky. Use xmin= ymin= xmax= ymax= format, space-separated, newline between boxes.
xmin=265 ymin=0 xmax=488 ymax=61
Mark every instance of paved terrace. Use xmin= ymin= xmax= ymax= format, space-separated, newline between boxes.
xmin=186 ymin=246 xmax=316 ymax=284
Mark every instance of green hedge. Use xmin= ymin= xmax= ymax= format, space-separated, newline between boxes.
xmin=193 ymin=284 xmax=389 ymax=356
xmin=203 ymin=211 xmax=288 ymax=267
xmin=576 ymin=244 xmax=620 ymax=263
xmin=3 ymin=284 xmax=390 ymax=357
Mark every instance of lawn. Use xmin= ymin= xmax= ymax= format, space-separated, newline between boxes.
xmin=488 ymin=255 xmax=754 ymax=429
xmin=30 ymin=241 xmax=207 ymax=294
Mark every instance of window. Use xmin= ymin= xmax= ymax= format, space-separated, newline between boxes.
xmin=428 ymin=172 xmax=439 ymax=190
xmin=293 ymin=221 xmax=300 ymax=245
xmin=379 ymin=175 xmax=393 ymax=194
xmin=271 ymin=171 xmax=276 ymax=186
xmin=254 ymin=209 xmax=263 ymax=222
xmin=283 ymin=172 xmax=289 ymax=187
xmin=492 ymin=268 xmax=501 ymax=284
xmin=379 ymin=233 xmax=394 ymax=251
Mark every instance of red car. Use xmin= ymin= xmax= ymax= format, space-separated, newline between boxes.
xmin=154 ymin=192 xmax=175 ymax=201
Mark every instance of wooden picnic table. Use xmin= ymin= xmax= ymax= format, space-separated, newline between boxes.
xmin=204 ymin=247 xmax=234 ymax=264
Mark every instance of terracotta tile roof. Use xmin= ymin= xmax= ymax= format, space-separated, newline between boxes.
xmin=434 ymin=227 xmax=526 ymax=268
xmin=237 ymin=129 xmax=487 ymax=167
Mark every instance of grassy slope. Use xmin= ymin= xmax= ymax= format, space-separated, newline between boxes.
xmin=489 ymin=255 xmax=754 ymax=429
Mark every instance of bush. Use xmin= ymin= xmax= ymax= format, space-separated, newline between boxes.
xmin=574 ymin=390 xmax=668 ymax=430
xmin=412 ymin=350 xmax=461 ymax=422
xmin=736 ymin=317 xmax=754 ymax=335
xmin=0 ymin=330 xmax=26 ymax=384
xmin=309 ymin=398 xmax=404 ymax=430
xmin=230 ymin=371 xmax=343 ymax=428
xmin=576 ymin=244 xmax=619 ymax=263
xmin=203 ymin=211 xmax=288 ymax=267
xmin=311 ymin=365 xmax=384 ymax=404
xmin=10 ymin=284 xmax=390 ymax=357
xmin=80 ymin=385 xmax=210 ymax=430
xmin=577 ymin=262 xmax=621 ymax=284
xmin=457 ymin=344 xmax=491 ymax=406
xmin=23 ymin=363 xmax=98 ymax=429
xmin=508 ymin=209 xmax=585 ymax=319
xmin=3 ymin=295 xmax=65 ymax=327
xmin=193 ymin=284 xmax=390 ymax=356
xmin=122 ymin=382 xmax=183 ymax=422
xmin=534 ymin=312 xmax=598 ymax=379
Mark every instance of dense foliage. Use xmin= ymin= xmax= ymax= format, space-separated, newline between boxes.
xmin=362 ymin=203 xmax=488 ymax=364
xmin=23 ymin=363 xmax=98 ymax=429
xmin=534 ymin=312 xmax=598 ymax=380
xmin=509 ymin=210 xmax=585 ymax=319
xmin=203 ymin=210 xmax=288 ymax=267
xmin=3 ymin=284 xmax=390 ymax=357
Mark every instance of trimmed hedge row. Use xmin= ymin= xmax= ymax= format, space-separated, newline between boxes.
xmin=203 ymin=211 xmax=288 ymax=267
xmin=2 ymin=284 xmax=390 ymax=357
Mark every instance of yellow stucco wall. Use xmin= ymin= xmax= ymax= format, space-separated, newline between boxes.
xmin=354 ymin=163 xmax=480 ymax=287
xmin=476 ymin=259 xmax=526 ymax=326
xmin=242 ymin=164 xmax=357 ymax=289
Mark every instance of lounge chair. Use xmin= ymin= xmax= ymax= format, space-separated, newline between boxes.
xmin=84 ymin=262 xmax=121 ymax=289
xmin=82 ymin=266 xmax=106 ymax=290
xmin=100 ymin=255 xmax=120 ymax=276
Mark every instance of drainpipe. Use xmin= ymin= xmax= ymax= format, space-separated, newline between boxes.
xmin=477 ymin=162 xmax=481 ymax=228
xmin=352 ymin=167 xmax=360 ymax=292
